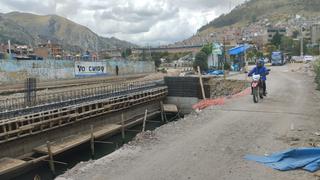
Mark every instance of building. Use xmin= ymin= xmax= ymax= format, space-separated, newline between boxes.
xmin=267 ymin=28 xmax=287 ymax=42
xmin=34 ymin=47 xmax=49 ymax=59
xmin=311 ymin=24 xmax=320 ymax=45
xmin=98 ymin=49 xmax=122 ymax=59
xmin=0 ymin=43 xmax=7 ymax=53
xmin=34 ymin=42 xmax=63 ymax=59
xmin=15 ymin=45 xmax=33 ymax=56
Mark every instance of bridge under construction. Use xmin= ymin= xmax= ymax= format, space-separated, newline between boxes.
xmin=0 ymin=78 xmax=170 ymax=178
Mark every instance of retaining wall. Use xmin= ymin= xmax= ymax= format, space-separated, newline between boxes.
xmin=0 ymin=59 xmax=155 ymax=83
xmin=164 ymin=76 xmax=249 ymax=114
xmin=164 ymin=76 xmax=248 ymax=99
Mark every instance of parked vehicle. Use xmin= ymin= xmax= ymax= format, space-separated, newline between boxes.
xmin=303 ymin=55 xmax=314 ymax=62
xmin=271 ymin=51 xmax=286 ymax=66
xmin=292 ymin=56 xmax=303 ymax=62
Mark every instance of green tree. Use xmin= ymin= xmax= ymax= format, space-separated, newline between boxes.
xmin=121 ymin=48 xmax=132 ymax=58
xmin=291 ymin=40 xmax=307 ymax=56
xmin=193 ymin=51 xmax=208 ymax=72
xmin=280 ymin=36 xmax=294 ymax=53
xmin=292 ymin=30 xmax=299 ymax=39
xmin=266 ymin=44 xmax=277 ymax=56
xmin=256 ymin=51 xmax=264 ymax=58
xmin=271 ymin=32 xmax=282 ymax=48
xmin=251 ymin=15 xmax=257 ymax=22
xmin=201 ymin=43 xmax=212 ymax=55
xmin=224 ymin=62 xmax=231 ymax=71
xmin=150 ymin=52 xmax=162 ymax=68
xmin=247 ymin=51 xmax=255 ymax=61
xmin=154 ymin=58 xmax=161 ymax=68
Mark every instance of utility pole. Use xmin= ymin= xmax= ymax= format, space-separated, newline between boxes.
xmin=149 ymin=44 xmax=152 ymax=60
xmin=222 ymin=37 xmax=226 ymax=79
xmin=8 ymin=40 xmax=12 ymax=59
xmin=300 ymin=26 xmax=304 ymax=58
xmin=223 ymin=37 xmax=227 ymax=67
xmin=318 ymin=39 xmax=320 ymax=56
xmin=210 ymin=33 xmax=214 ymax=69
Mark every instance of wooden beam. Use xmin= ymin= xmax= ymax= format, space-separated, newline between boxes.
xmin=142 ymin=109 xmax=148 ymax=132
xmin=198 ymin=66 xmax=206 ymax=100
xmin=46 ymin=141 xmax=55 ymax=175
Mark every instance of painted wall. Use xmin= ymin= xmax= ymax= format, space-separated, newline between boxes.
xmin=0 ymin=59 xmax=155 ymax=83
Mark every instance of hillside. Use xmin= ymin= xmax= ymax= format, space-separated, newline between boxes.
xmin=199 ymin=0 xmax=320 ymax=32
xmin=0 ymin=15 xmax=35 ymax=45
xmin=0 ymin=12 xmax=135 ymax=51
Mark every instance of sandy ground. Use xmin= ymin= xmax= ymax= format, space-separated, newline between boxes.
xmin=58 ymin=64 xmax=320 ymax=180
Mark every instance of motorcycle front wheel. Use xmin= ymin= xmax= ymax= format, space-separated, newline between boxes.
xmin=253 ymin=87 xmax=259 ymax=103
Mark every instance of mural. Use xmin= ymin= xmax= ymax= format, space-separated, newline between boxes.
xmin=0 ymin=59 xmax=155 ymax=83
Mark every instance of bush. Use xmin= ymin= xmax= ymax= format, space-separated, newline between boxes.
xmin=193 ymin=51 xmax=208 ymax=72
xmin=224 ymin=62 xmax=231 ymax=71
xmin=157 ymin=67 xmax=167 ymax=73
xmin=154 ymin=58 xmax=161 ymax=68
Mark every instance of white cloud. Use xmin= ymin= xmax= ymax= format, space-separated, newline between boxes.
xmin=0 ymin=0 xmax=245 ymax=45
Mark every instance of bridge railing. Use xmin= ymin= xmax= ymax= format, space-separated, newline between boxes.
xmin=0 ymin=80 xmax=160 ymax=114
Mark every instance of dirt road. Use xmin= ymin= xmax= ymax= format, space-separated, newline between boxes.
xmin=59 ymin=65 xmax=320 ymax=180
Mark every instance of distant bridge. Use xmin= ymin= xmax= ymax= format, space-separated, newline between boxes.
xmin=133 ymin=45 xmax=203 ymax=54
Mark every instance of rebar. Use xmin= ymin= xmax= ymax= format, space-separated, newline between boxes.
xmin=0 ymin=80 xmax=159 ymax=118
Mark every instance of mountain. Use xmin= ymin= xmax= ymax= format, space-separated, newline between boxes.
xmin=0 ymin=14 xmax=35 ymax=45
xmin=0 ymin=12 xmax=136 ymax=51
xmin=199 ymin=0 xmax=320 ymax=33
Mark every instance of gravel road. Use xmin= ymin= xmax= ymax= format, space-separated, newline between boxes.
xmin=59 ymin=64 xmax=320 ymax=180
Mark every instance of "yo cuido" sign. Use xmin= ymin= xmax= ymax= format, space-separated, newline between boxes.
xmin=75 ymin=61 xmax=107 ymax=76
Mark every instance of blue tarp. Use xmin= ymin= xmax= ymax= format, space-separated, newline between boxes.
xmin=228 ymin=44 xmax=251 ymax=55
xmin=207 ymin=70 xmax=224 ymax=75
xmin=245 ymin=148 xmax=320 ymax=172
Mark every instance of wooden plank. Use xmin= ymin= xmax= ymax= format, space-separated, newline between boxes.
xmin=93 ymin=124 xmax=121 ymax=138
xmin=0 ymin=158 xmax=26 ymax=174
xmin=33 ymin=124 xmax=121 ymax=155
xmin=34 ymin=135 xmax=90 ymax=155
xmin=163 ymin=104 xmax=178 ymax=113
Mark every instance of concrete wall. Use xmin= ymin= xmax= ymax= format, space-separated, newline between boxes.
xmin=105 ymin=60 xmax=154 ymax=75
xmin=0 ymin=59 xmax=155 ymax=83
xmin=165 ymin=96 xmax=199 ymax=114
xmin=164 ymin=76 xmax=249 ymax=114
xmin=0 ymin=60 xmax=74 ymax=82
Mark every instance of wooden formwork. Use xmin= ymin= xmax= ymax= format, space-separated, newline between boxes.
xmin=0 ymin=86 xmax=168 ymax=143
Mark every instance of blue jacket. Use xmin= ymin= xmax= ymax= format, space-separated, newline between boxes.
xmin=248 ymin=66 xmax=269 ymax=81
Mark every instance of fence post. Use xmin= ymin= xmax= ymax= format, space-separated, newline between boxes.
xmin=90 ymin=125 xmax=95 ymax=158
xmin=121 ymin=113 xmax=125 ymax=142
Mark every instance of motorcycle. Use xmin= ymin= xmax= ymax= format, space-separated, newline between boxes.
xmin=251 ymin=74 xmax=264 ymax=103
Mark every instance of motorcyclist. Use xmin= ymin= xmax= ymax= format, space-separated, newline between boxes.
xmin=248 ymin=59 xmax=269 ymax=96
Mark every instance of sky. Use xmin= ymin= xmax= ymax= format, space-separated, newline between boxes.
xmin=0 ymin=0 xmax=245 ymax=45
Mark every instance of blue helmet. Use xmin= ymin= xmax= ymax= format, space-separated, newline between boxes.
xmin=257 ymin=59 xmax=264 ymax=67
